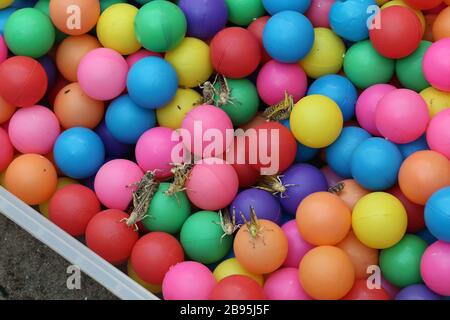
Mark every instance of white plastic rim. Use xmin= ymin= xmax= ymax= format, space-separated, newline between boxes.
xmin=0 ymin=186 xmax=159 ymax=300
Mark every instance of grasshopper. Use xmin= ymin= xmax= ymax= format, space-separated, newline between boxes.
xmin=240 ymin=207 xmax=272 ymax=248
xmin=328 ymin=182 xmax=345 ymax=195
xmin=254 ymin=174 xmax=298 ymax=198
xmin=215 ymin=208 xmax=241 ymax=242
xmin=165 ymin=162 xmax=194 ymax=205
xmin=262 ymin=91 xmax=294 ymax=122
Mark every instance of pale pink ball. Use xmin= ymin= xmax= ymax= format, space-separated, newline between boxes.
xmin=356 ymin=84 xmax=396 ymax=136
xmin=423 ymin=38 xmax=450 ymax=92
xmin=0 ymin=36 xmax=7 ymax=63
xmin=8 ymin=105 xmax=60 ymax=154
xmin=306 ymin=0 xmax=335 ymax=28
xmin=281 ymin=220 xmax=314 ymax=268
xmin=264 ymin=268 xmax=312 ymax=300
xmin=257 ymin=60 xmax=307 ymax=105
xmin=135 ymin=127 xmax=180 ymax=180
xmin=427 ymin=109 xmax=450 ymax=160
xmin=420 ymin=241 xmax=450 ymax=296
xmin=94 ymin=159 xmax=144 ymax=210
xmin=375 ymin=89 xmax=430 ymax=144
xmin=163 ymin=261 xmax=216 ymax=300
xmin=126 ymin=49 xmax=162 ymax=69
xmin=77 ymin=48 xmax=128 ymax=101
xmin=186 ymin=158 xmax=239 ymax=211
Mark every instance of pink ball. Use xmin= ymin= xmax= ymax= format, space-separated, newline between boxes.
xmin=94 ymin=159 xmax=144 ymax=210
xmin=375 ymin=89 xmax=430 ymax=144
xmin=421 ymin=241 xmax=450 ymax=296
xmin=423 ymin=38 xmax=450 ymax=92
xmin=181 ymin=105 xmax=233 ymax=158
xmin=356 ymin=84 xmax=396 ymax=136
xmin=0 ymin=127 xmax=14 ymax=172
xmin=0 ymin=36 xmax=7 ymax=63
xmin=135 ymin=127 xmax=179 ymax=180
xmin=77 ymin=48 xmax=128 ymax=101
xmin=186 ymin=158 xmax=239 ymax=211
xmin=163 ymin=261 xmax=216 ymax=300
xmin=321 ymin=165 xmax=343 ymax=187
xmin=126 ymin=49 xmax=161 ymax=69
xmin=427 ymin=109 xmax=450 ymax=160
xmin=264 ymin=268 xmax=312 ymax=300
xmin=306 ymin=0 xmax=335 ymax=28
xmin=281 ymin=220 xmax=314 ymax=268
xmin=8 ymin=105 xmax=60 ymax=154
xmin=257 ymin=60 xmax=307 ymax=105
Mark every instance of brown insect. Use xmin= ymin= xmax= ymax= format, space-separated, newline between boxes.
xmin=165 ymin=162 xmax=194 ymax=205
xmin=215 ymin=74 xmax=238 ymax=107
xmin=254 ymin=174 xmax=298 ymax=198
xmin=240 ymin=207 xmax=272 ymax=248
xmin=215 ymin=207 xmax=241 ymax=242
xmin=328 ymin=182 xmax=345 ymax=195
xmin=199 ymin=74 xmax=219 ymax=105
xmin=263 ymin=91 xmax=294 ymax=122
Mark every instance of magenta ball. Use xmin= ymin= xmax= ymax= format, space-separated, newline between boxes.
xmin=375 ymin=89 xmax=430 ymax=144
xmin=77 ymin=48 xmax=128 ymax=101
xmin=163 ymin=261 xmax=216 ymax=300
xmin=0 ymin=36 xmax=7 ymax=63
xmin=356 ymin=84 xmax=396 ymax=136
xmin=264 ymin=268 xmax=311 ymax=300
xmin=0 ymin=127 xmax=13 ymax=172
xmin=94 ymin=159 xmax=144 ymax=210
xmin=281 ymin=220 xmax=314 ymax=268
xmin=305 ymin=0 xmax=334 ymax=28
xmin=257 ymin=60 xmax=307 ymax=105
xmin=427 ymin=109 xmax=450 ymax=160
xmin=421 ymin=241 xmax=450 ymax=296
xmin=186 ymin=158 xmax=239 ymax=211
xmin=126 ymin=49 xmax=161 ymax=69
xmin=8 ymin=105 xmax=60 ymax=154
xmin=423 ymin=38 xmax=450 ymax=92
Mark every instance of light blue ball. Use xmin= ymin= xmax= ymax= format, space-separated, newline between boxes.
xmin=350 ymin=137 xmax=403 ymax=190
xmin=262 ymin=0 xmax=311 ymax=15
xmin=54 ymin=128 xmax=105 ymax=179
xmin=127 ymin=56 xmax=178 ymax=109
xmin=425 ymin=186 xmax=450 ymax=242
xmin=327 ymin=126 xmax=371 ymax=178
xmin=308 ymin=75 xmax=358 ymax=121
xmin=397 ymin=135 xmax=429 ymax=159
xmin=263 ymin=10 xmax=314 ymax=63
xmin=281 ymin=119 xmax=319 ymax=163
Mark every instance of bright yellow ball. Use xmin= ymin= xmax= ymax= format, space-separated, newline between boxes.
xmin=39 ymin=177 xmax=79 ymax=218
xmin=420 ymin=87 xmax=450 ymax=118
xmin=213 ymin=258 xmax=264 ymax=286
xmin=381 ymin=0 xmax=426 ymax=31
xmin=352 ymin=192 xmax=407 ymax=249
xmin=165 ymin=37 xmax=213 ymax=88
xmin=157 ymin=88 xmax=202 ymax=129
xmin=0 ymin=0 xmax=13 ymax=9
xmin=300 ymin=28 xmax=345 ymax=79
xmin=96 ymin=3 xmax=141 ymax=55
xmin=127 ymin=261 xmax=162 ymax=294
xmin=290 ymin=95 xmax=343 ymax=148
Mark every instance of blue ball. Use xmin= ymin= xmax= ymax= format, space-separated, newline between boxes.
xmin=127 ymin=56 xmax=178 ymax=109
xmin=327 ymin=126 xmax=371 ymax=178
xmin=425 ymin=186 xmax=450 ymax=242
xmin=54 ymin=127 xmax=105 ymax=179
xmin=262 ymin=0 xmax=311 ymax=15
xmin=329 ymin=0 xmax=377 ymax=42
xmin=397 ymin=135 xmax=429 ymax=159
xmin=281 ymin=119 xmax=319 ymax=163
xmin=263 ymin=11 xmax=314 ymax=63
xmin=350 ymin=137 xmax=403 ymax=191
xmin=308 ymin=75 xmax=358 ymax=121
xmin=105 ymin=94 xmax=156 ymax=144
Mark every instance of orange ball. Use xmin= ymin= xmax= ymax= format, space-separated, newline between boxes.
xmin=49 ymin=0 xmax=100 ymax=36
xmin=56 ymin=35 xmax=101 ymax=82
xmin=299 ymin=246 xmax=355 ymax=300
xmin=54 ymin=82 xmax=104 ymax=129
xmin=234 ymin=219 xmax=288 ymax=275
xmin=4 ymin=154 xmax=57 ymax=205
xmin=333 ymin=179 xmax=369 ymax=210
xmin=0 ymin=94 xmax=15 ymax=124
xmin=433 ymin=6 xmax=450 ymax=41
xmin=296 ymin=192 xmax=351 ymax=246
xmin=399 ymin=150 xmax=450 ymax=205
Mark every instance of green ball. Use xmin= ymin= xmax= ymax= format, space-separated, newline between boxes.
xmin=135 ymin=0 xmax=187 ymax=53
xmin=4 ymin=8 xmax=55 ymax=58
xmin=214 ymin=78 xmax=260 ymax=126
xmin=142 ymin=183 xmax=191 ymax=234
xmin=180 ymin=211 xmax=232 ymax=264
xmin=380 ymin=234 xmax=427 ymax=288
xmin=396 ymin=41 xmax=431 ymax=92
xmin=225 ymin=0 xmax=266 ymax=26
xmin=34 ymin=0 xmax=67 ymax=43
xmin=343 ymin=40 xmax=395 ymax=89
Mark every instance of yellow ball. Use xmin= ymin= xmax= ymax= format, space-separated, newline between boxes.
xmin=127 ymin=261 xmax=162 ymax=294
xmin=96 ymin=3 xmax=141 ymax=55
xmin=39 ymin=177 xmax=79 ymax=218
xmin=290 ymin=94 xmax=343 ymax=148
xmin=299 ymin=28 xmax=345 ymax=79
xmin=352 ymin=192 xmax=407 ymax=249
xmin=376 ymin=0 xmax=390 ymax=4
xmin=420 ymin=87 xmax=450 ymax=118
xmin=165 ymin=37 xmax=213 ymax=88
xmin=381 ymin=0 xmax=426 ymax=31
xmin=0 ymin=0 xmax=13 ymax=9
xmin=213 ymin=258 xmax=264 ymax=286
xmin=157 ymin=88 xmax=202 ymax=129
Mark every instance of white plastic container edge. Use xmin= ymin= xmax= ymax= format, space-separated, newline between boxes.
xmin=0 ymin=186 xmax=159 ymax=300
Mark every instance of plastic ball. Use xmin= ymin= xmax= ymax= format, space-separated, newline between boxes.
xmin=225 ymin=137 xmax=260 ymax=189
xmin=247 ymin=16 xmax=271 ymax=64
xmin=210 ymin=275 xmax=266 ymax=300
xmin=85 ymin=209 xmax=138 ymax=265
xmin=352 ymin=192 xmax=407 ymax=249
xmin=421 ymin=241 xmax=450 ymax=296
xmin=425 ymin=186 xmax=450 ymax=242
xmin=396 ymin=41 xmax=431 ymax=92
xmin=405 ymin=0 xmax=443 ymax=10
xmin=433 ymin=6 xmax=450 ymax=41
xmin=95 ymin=120 xmax=132 ymax=159
xmin=156 ymin=88 xmax=201 ymax=129
xmin=427 ymin=109 xmax=450 ymax=159
xmin=306 ymin=0 xmax=334 ymax=28
xmin=423 ymin=38 xmax=450 ymax=92
xmin=127 ymin=262 xmax=161 ymax=294
xmin=225 ymin=0 xmax=265 ymax=26
xmin=334 ymin=179 xmax=370 ymax=210
xmin=263 ymin=11 xmax=314 ymax=63
xmin=49 ymin=0 xmax=100 ymax=35
xmin=396 ymin=284 xmax=442 ymax=300
xmin=126 ymin=49 xmax=161 ymax=69
xmin=39 ymin=177 xmax=79 ymax=218
xmin=4 ymin=154 xmax=57 ymax=205
xmin=342 ymin=280 xmax=390 ymax=300
xmin=389 ymin=185 xmax=425 ymax=233
xmin=420 ymin=87 xmax=450 ymax=117
xmin=281 ymin=220 xmax=314 ymax=268
xmin=263 ymin=0 xmax=311 ymax=14
xmin=213 ymin=257 xmax=264 ymax=286
xmin=0 ymin=35 xmax=7 ymax=63
xmin=264 ymin=267 xmax=311 ymax=300
xmin=381 ymin=1 xmax=426 ymax=31
xmin=397 ymin=135 xmax=429 ymax=159
xmin=0 ymin=95 xmax=15 ymax=125
xmin=0 ymin=127 xmax=13 ymax=172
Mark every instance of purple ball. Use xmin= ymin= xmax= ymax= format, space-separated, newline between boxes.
xmin=230 ymin=188 xmax=282 ymax=225
xmin=95 ymin=120 xmax=132 ymax=158
xmin=38 ymin=55 xmax=57 ymax=89
xmin=179 ymin=0 xmax=228 ymax=40
xmin=279 ymin=164 xmax=328 ymax=215
xmin=396 ymin=284 xmax=442 ymax=300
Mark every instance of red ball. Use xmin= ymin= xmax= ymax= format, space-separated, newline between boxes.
xmin=209 ymin=275 xmax=266 ymax=300
xmin=85 ymin=209 xmax=138 ymax=265
xmin=130 ymin=232 xmax=184 ymax=285
xmin=404 ymin=0 xmax=443 ymax=10
xmin=0 ymin=127 xmax=14 ymax=171
xmin=210 ymin=27 xmax=261 ymax=79
xmin=369 ymin=6 xmax=423 ymax=59
xmin=342 ymin=280 xmax=391 ymax=300
xmin=226 ymin=136 xmax=260 ymax=188
xmin=388 ymin=185 xmax=425 ymax=233
xmin=247 ymin=16 xmax=271 ymax=64
xmin=0 ymin=56 xmax=48 ymax=108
